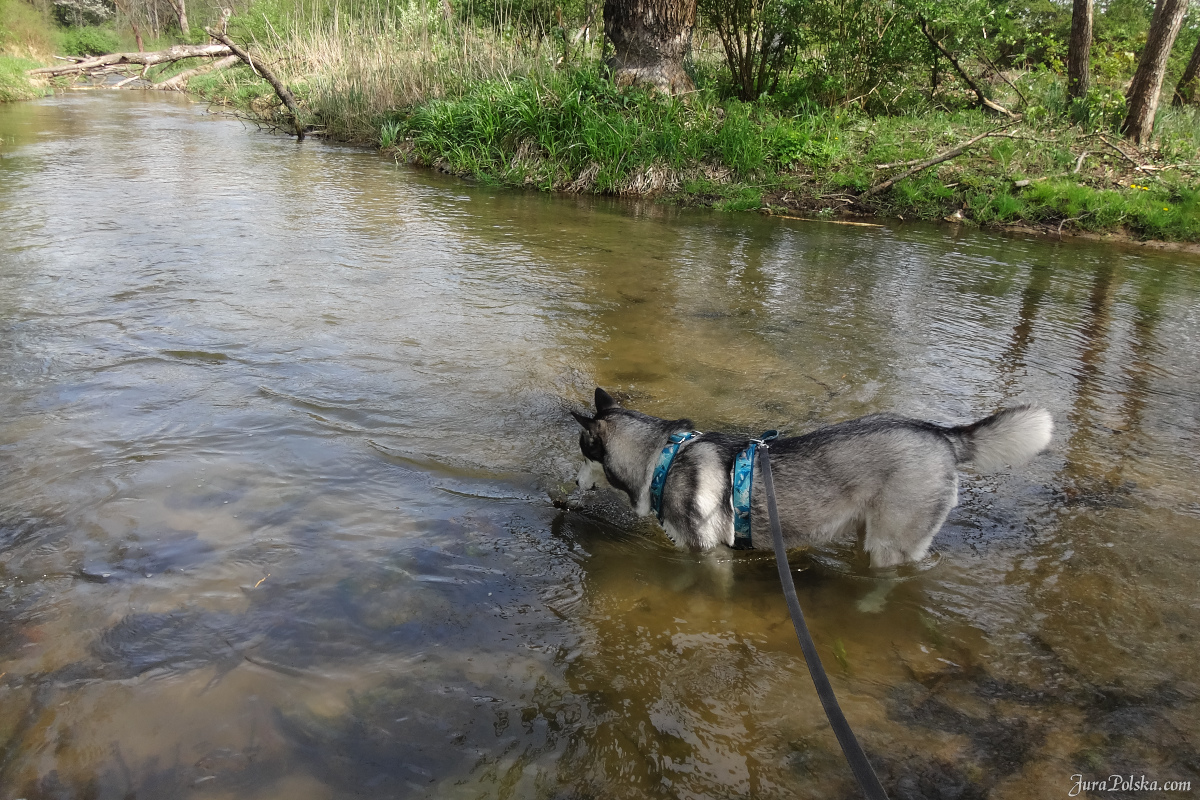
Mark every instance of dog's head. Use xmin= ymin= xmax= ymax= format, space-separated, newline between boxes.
xmin=571 ymin=387 xmax=621 ymax=491
xmin=571 ymin=388 xmax=693 ymax=515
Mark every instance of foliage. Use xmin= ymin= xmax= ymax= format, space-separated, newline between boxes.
xmin=58 ymin=23 xmax=118 ymax=54
xmin=696 ymin=0 xmax=803 ymax=101
xmin=51 ymin=0 xmax=113 ymax=27
xmin=1067 ymin=84 xmax=1127 ymax=130
xmin=806 ymin=0 xmax=932 ymax=105
xmin=226 ymin=0 xmax=305 ymax=44
xmin=459 ymin=0 xmax=592 ymax=39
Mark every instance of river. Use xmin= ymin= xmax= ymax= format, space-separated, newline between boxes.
xmin=1 ymin=91 xmax=1198 ymax=799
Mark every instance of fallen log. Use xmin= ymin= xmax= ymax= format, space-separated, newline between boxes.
xmin=28 ymin=44 xmax=233 ymax=77
xmin=155 ymin=54 xmax=239 ymax=90
xmin=918 ymin=18 xmax=1019 ymax=119
xmin=859 ymin=124 xmax=1014 ymax=198
xmin=205 ymin=28 xmax=304 ymax=140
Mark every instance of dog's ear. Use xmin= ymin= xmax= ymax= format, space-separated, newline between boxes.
xmin=594 ymin=387 xmax=619 ymax=413
xmin=571 ymin=410 xmax=597 ymax=429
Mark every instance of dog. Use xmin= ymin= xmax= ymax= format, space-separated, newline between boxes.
xmin=572 ymin=388 xmax=1052 ymax=568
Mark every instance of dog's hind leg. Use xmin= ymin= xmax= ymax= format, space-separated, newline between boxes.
xmin=863 ymin=462 xmax=960 ymax=568
xmin=863 ymin=488 xmax=956 ymax=569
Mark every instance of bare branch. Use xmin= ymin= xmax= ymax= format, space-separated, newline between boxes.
xmin=861 ymin=124 xmax=1014 ymax=198
xmin=28 ymin=44 xmax=232 ymax=77
xmin=155 ymin=55 xmax=240 ymax=90
xmin=205 ymin=27 xmax=305 ymax=140
xmin=918 ymin=18 xmax=1019 ymax=119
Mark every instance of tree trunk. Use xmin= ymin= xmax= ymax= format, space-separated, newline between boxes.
xmin=1066 ymin=0 xmax=1092 ymax=100
xmin=28 ymin=44 xmax=233 ymax=76
xmin=603 ymin=0 xmax=696 ymax=94
xmin=173 ymin=0 xmax=190 ymax=38
xmin=1121 ymin=0 xmax=1188 ymax=143
xmin=1172 ymin=34 xmax=1200 ymax=106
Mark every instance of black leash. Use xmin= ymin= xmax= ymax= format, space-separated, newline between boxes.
xmin=759 ymin=443 xmax=891 ymax=800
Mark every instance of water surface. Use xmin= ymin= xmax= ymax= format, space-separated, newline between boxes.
xmin=2 ymin=92 xmax=1199 ymax=799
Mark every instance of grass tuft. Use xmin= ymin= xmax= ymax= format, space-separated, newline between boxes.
xmin=0 ymin=54 xmax=46 ymax=102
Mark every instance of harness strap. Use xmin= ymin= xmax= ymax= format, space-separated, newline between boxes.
xmin=731 ymin=430 xmax=778 ymax=549
xmin=649 ymin=431 xmax=700 ymax=521
xmin=759 ymin=443 xmax=891 ymax=800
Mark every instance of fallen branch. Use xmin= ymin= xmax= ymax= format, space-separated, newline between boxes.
xmin=27 ymin=44 xmax=232 ymax=77
xmin=876 ymin=155 xmax=931 ymax=169
xmin=155 ymin=54 xmax=239 ymax=90
xmin=1097 ymin=134 xmax=1149 ymax=173
xmin=860 ymin=125 xmax=1013 ymax=198
xmin=1058 ymin=214 xmax=1087 ymax=235
xmin=874 ymin=134 xmax=1053 ymax=168
xmin=919 ymin=18 xmax=1019 ymax=119
xmin=988 ymin=133 xmax=1059 ymax=144
xmin=978 ymin=50 xmax=1028 ymax=108
xmin=205 ymin=28 xmax=304 ymax=140
xmin=768 ymin=212 xmax=885 ymax=228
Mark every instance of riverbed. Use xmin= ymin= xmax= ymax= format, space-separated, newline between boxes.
xmin=1 ymin=91 xmax=1198 ymax=799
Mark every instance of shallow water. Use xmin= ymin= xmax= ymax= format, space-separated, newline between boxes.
xmin=1 ymin=91 xmax=1198 ymax=799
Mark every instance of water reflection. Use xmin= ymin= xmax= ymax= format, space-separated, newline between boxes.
xmin=1 ymin=92 xmax=1199 ymax=798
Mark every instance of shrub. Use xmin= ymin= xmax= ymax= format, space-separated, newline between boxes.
xmin=59 ymin=25 xmax=119 ymax=56
xmin=697 ymin=0 xmax=804 ymax=101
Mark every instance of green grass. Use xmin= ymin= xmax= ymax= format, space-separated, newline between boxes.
xmin=1 ymin=0 xmax=55 ymax=101
xmin=0 ymin=54 xmax=45 ymax=102
xmin=387 ymin=69 xmax=782 ymax=193
xmin=188 ymin=63 xmax=276 ymax=102
xmin=0 ymin=0 xmax=56 ymax=58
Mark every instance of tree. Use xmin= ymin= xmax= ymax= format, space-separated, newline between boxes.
xmin=166 ymin=0 xmax=188 ymax=37
xmin=1121 ymin=0 xmax=1189 ymax=143
xmin=699 ymin=0 xmax=797 ymax=101
xmin=1066 ymin=0 xmax=1093 ymax=100
xmin=1173 ymin=34 xmax=1200 ymax=106
xmin=603 ymin=0 xmax=697 ymax=94
xmin=52 ymin=0 xmax=114 ymax=27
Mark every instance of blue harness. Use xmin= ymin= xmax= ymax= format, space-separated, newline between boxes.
xmin=649 ymin=431 xmax=700 ymax=520
xmin=732 ymin=430 xmax=779 ymax=549
xmin=649 ymin=429 xmax=779 ymax=548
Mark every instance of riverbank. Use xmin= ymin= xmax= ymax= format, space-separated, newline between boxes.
xmin=182 ymin=54 xmax=1200 ymax=243
xmin=15 ymin=7 xmax=1200 ymax=243
xmin=0 ymin=54 xmax=44 ymax=101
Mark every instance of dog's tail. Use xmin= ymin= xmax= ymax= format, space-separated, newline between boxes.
xmin=947 ymin=405 xmax=1053 ymax=473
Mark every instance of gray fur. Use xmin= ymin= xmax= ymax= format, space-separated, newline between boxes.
xmin=573 ymin=388 xmax=1053 ymax=568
